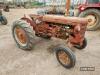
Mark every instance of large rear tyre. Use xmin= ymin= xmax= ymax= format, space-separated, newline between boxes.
xmin=12 ymin=20 xmax=35 ymax=50
xmin=79 ymin=9 xmax=100 ymax=31
xmin=55 ymin=46 xmax=76 ymax=69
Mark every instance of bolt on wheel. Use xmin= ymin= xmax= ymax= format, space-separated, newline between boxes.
xmin=12 ymin=20 xmax=35 ymax=50
xmin=86 ymin=14 xmax=97 ymax=28
xmin=14 ymin=26 xmax=27 ymax=46
xmin=55 ymin=46 xmax=76 ymax=69
xmin=58 ymin=50 xmax=71 ymax=65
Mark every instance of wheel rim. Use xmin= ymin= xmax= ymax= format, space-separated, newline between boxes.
xmin=14 ymin=26 xmax=27 ymax=46
xmin=58 ymin=50 xmax=70 ymax=65
xmin=85 ymin=14 xmax=97 ymax=28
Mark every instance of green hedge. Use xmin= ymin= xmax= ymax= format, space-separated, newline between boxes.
xmin=31 ymin=1 xmax=45 ymax=7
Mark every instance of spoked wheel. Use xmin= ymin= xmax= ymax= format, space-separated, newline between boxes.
xmin=12 ymin=20 xmax=35 ymax=50
xmin=74 ymin=38 xmax=87 ymax=50
xmin=1 ymin=16 xmax=7 ymax=25
xmin=55 ymin=46 xmax=76 ymax=69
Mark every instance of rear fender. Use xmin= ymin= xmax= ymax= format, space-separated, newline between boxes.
xmin=78 ymin=4 xmax=100 ymax=12
xmin=21 ymin=15 xmax=36 ymax=29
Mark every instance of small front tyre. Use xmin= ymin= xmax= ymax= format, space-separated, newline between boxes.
xmin=74 ymin=38 xmax=87 ymax=50
xmin=55 ymin=46 xmax=76 ymax=69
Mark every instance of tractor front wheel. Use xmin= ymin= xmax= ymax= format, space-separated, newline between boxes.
xmin=74 ymin=38 xmax=87 ymax=50
xmin=55 ymin=46 xmax=76 ymax=69
xmin=12 ymin=20 xmax=35 ymax=50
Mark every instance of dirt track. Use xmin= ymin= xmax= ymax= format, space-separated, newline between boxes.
xmin=0 ymin=9 xmax=100 ymax=75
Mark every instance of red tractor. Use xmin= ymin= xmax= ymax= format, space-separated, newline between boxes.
xmin=76 ymin=0 xmax=100 ymax=31
xmin=12 ymin=0 xmax=88 ymax=69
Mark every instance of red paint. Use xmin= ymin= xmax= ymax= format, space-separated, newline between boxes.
xmin=20 ymin=14 xmax=87 ymax=47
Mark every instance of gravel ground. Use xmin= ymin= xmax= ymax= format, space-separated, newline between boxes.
xmin=0 ymin=9 xmax=100 ymax=75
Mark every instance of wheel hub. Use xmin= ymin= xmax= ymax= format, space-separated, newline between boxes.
xmin=86 ymin=15 xmax=97 ymax=27
xmin=15 ymin=26 xmax=27 ymax=45
xmin=58 ymin=50 xmax=70 ymax=65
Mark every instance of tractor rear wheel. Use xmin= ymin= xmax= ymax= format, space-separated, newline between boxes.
xmin=12 ymin=20 xmax=35 ymax=50
xmin=79 ymin=9 xmax=100 ymax=31
xmin=55 ymin=46 xmax=76 ymax=69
